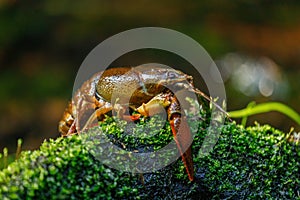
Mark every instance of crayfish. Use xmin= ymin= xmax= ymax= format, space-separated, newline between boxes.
xmin=59 ymin=66 xmax=224 ymax=181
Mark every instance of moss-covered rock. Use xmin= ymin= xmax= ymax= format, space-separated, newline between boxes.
xmin=0 ymin=111 xmax=299 ymax=199
xmin=0 ymin=135 xmax=140 ymax=199
xmin=194 ymin=122 xmax=299 ymax=199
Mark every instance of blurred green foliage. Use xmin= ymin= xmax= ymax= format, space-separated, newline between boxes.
xmin=1 ymin=0 xmax=300 ymax=162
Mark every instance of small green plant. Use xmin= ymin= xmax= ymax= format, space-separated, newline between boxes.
xmin=0 ymin=139 xmax=23 ymax=170
xmin=228 ymin=101 xmax=300 ymax=127
xmin=2 ymin=148 xmax=8 ymax=169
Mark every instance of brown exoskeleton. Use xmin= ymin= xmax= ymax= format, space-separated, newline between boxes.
xmin=59 ymin=66 xmax=225 ymax=181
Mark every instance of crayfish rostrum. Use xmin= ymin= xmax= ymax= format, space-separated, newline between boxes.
xmin=59 ymin=66 xmax=219 ymax=182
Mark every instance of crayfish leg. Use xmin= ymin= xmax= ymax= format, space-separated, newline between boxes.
xmin=66 ymin=120 xmax=77 ymax=136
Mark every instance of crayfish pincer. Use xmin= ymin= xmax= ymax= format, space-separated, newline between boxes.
xmin=59 ymin=66 xmax=219 ymax=182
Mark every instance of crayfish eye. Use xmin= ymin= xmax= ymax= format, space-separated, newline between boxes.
xmin=167 ymin=71 xmax=178 ymax=79
xmin=186 ymin=75 xmax=193 ymax=83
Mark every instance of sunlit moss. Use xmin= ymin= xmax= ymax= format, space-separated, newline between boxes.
xmin=0 ymin=110 xmax=299 ymax=199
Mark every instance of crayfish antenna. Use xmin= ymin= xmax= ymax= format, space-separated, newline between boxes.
xmin=190 ymin=87 xmax=229 ymax=118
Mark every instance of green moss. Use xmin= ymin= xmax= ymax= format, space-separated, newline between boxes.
xmin=0 ymin=136 xmax=139 ymax=199
xmin=194 ymin=122 xmax=299 ymax=199
xmin=0 ymin=110 xmax=299 ymax=199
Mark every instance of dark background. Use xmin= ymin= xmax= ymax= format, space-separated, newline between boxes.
xmin=1 ymin=1 xmax=300 ymax=152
